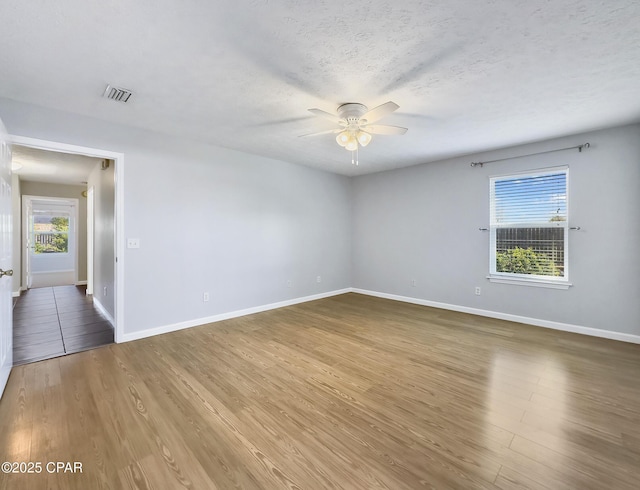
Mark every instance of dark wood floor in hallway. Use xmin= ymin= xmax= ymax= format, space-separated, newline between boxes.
xmin=12 ymin=285 xmax=114 ymax=365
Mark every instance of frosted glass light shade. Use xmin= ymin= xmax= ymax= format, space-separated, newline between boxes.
xmin=345 ymin=135 xmax=358 ymax=151
xmin=336 ymin=131 xmax=349 ymax=147
xmin=336 ymin=129 xmax=373 ymax=151
xmin=357 ymin=131 xmax=372 ymax=147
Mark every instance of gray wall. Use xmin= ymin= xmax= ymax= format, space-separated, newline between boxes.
xmin=352 ymin=124 xmax=640 ymax=335
xmin=88 ymin=160 xmax=115 ymax=318
xmin=0 ymin=98 xmax=352 ymax=337
xmin=19 ymin=180 xmax=88 ymax=285
xmin=3 ymin=96 xmax=637 ymax=340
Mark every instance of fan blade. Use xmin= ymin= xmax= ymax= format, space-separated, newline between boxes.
xmin=361 ymin=101 xmax=399 ymax=124
xmin=299 ymin=128 xmax=341 ymax=137
xmin=364 ymin=124 xmax=408 ymax=135
xmin=308 ymin=108 xmax=341 ymax=124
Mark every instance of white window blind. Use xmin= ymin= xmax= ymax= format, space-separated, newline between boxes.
xmin=490 ymin=168 xmax=568 ymax=281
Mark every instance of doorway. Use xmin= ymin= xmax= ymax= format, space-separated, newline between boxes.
xmin=9 ymin=137 xmax=124 ymax=363
xmin=23 ymin=195 xmax=79 ymax=289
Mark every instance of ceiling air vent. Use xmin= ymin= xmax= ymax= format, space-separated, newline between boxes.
xmin=103 ymin=84 xmax=133 ymax=103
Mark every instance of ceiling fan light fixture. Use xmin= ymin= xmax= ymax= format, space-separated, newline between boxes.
xmin=336 ymin=130 xmax=349 ymax=147
xmin=356 ymin=130 xmax=372 ymax=147
xmin=307 ymin=101 xmax=406 ymax=162
xmin=345 ymin=135 xmax=358 ymax=152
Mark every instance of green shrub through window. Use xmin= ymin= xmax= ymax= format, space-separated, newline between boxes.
xmin=34 ymin=215 xmax=69 ymax=254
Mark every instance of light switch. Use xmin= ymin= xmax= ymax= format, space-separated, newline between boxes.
xmin=127 ymin=238 xmax=140 ymax=249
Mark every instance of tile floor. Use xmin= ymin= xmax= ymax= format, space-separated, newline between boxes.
xmin=12 ymin=285 xmax=114 ymax=365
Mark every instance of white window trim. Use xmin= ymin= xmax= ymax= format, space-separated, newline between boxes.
xmin=487 ymin=275 xmax=572 ymax=289
xmin=488 ymin=166 xmax=571 ymax=289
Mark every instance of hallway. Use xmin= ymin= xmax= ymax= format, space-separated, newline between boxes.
xmin=13 ymin=285 xmax=114 ymax=365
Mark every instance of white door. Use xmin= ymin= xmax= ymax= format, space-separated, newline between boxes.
xmin=0 ymin=118 xmax=13 ymax=399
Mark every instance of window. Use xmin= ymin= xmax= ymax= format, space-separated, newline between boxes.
xmin=33 ymin=213 xmax=70 ymax=254
xmin=489 ymin=167 xmax=569 ymax=286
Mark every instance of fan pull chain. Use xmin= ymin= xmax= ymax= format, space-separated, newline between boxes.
xmin=351 ymin=147 xmax=359 ymax=166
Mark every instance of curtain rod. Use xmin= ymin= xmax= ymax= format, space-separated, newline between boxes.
xmin=470 ymin=143 xmax=590 ymax=168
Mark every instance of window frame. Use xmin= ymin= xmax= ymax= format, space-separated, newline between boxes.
xmin=488 ymin=166 xmax=571 ymax=289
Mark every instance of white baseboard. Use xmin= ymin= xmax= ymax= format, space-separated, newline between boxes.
xmin=120 ymin=288 xmax=352 ymax=343
xmin=352 ymin=288 xmax=640 ymax=345
xmin=75 ymin=280 xmax=87 ymax=286
xmin=117 ymin=286 xmax=640 ymax=346
xmin=12 ymin=291 xmax=21 ymax=298
xmin=93 ymin=297 xmax=115 ymax=329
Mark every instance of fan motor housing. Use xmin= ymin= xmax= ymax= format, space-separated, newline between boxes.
xmin=337 ymin=103 xmax=368 ymax=122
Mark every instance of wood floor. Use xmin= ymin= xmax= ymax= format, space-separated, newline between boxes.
xmin=12 ymin=285 xmax=114 ymax=365
xmin=1 ymin=293 xmax=639 ymax=489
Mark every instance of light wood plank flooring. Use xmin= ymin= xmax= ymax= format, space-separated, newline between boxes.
xmin=12 ymin=285 xmax=114 ymax=365
xmin=1 ymin=293 xmax=639 ymax=489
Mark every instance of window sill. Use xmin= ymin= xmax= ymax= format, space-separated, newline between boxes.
xmin=487 ymin=275 xmax=572 ymax=290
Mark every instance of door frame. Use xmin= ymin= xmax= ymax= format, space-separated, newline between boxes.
xmin=11 ymin=135 xmax=125 ymax=343
xmin=22 ymin=195 xmax=80 ymax=288
xmin=86 ymin=186 xmax=94 ymax=296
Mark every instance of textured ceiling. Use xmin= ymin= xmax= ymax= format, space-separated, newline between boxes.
xmin=0 ymin=0 xmax=639 ymax=176
xmin=12 ymin=145 xmax=99 ymax=185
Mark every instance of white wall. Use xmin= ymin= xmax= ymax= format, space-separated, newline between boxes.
xmin=87 ymin=160 xmax=115 ymax=318
xmin=0 ymin=98 xmax=352 ymax=337
xmin=352 ymin=124 xmax=640 ymax=336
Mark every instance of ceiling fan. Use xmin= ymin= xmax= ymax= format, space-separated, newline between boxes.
xmin=303 ymin=101 xmax=408 ymax=165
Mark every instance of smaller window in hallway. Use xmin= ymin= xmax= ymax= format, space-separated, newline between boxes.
xmin=33 ymin=213 xmax=69 ymax=254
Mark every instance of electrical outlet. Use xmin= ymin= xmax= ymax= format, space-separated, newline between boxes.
xmin=103 ymin=286 xmax=108 ymax=296
xmin=203 ymin=292 xmax=210 ymax=302
xmin=127 ymin=238 xmax=140 ymax=249
xmin=316 ymin=275 xmax=322 ymax=283
xmin=475 ymin=287 xmax=481 ymax=296
xmin=287 ymin=280 xmax=292 ymax=288
xmin=411 ymin=279 xmax=417 ymax=287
